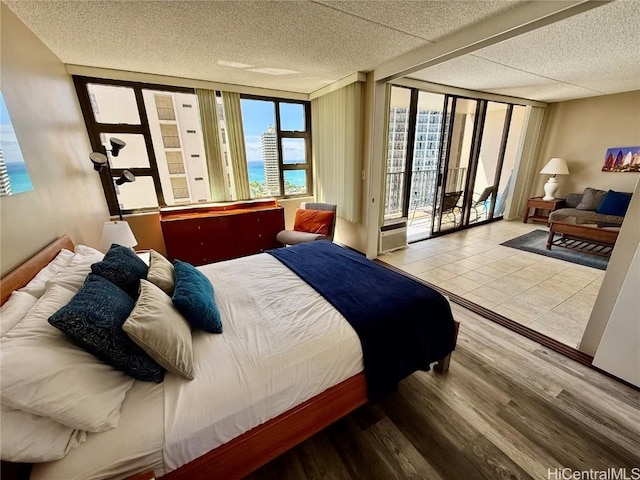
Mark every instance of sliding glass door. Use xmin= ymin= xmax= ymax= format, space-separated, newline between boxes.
xmin=432 ymin=97 xmax=479 ymax=235
xmin=384 ymin=85 xmax=528 ymax=242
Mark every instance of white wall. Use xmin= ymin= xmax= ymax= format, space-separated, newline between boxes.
xmin=581 ymin=177 xmax=640 ymax=356
xmin=0 ymin=5 xmax=108 ymax=276
xmin=592 ymin=241 xmax=640 ymax=387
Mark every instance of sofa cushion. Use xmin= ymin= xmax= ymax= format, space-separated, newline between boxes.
xmin=596 ymin=190 xmax=632 ymax=217
xmin=576 ymin=187 xmax=607 ymax=210
xmin=548 ymin=208 xmax=624 ymax=226
xmin=564 ymin=193 xmax=583 ymax=209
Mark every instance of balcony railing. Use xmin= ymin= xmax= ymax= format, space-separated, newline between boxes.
xmin=384 ymin=167 xmax=467 ymax=218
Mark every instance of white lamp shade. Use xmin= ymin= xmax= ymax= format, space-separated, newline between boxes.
xmin=100 ymin=221 xmax=138 ymax=251
xmin=540 ymin=157 xmax=569 ymax=175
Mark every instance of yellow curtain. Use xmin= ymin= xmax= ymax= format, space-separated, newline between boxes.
xmin=222 ymin=92 xmax=251 ymax=200
xmin=196 ymin=89 xmax=227 ymax=201
xmin=312 ymin=82 xmax=363 ymax=222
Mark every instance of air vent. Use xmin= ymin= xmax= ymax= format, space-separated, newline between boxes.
xmin=379 ymin=221 xmax=407 ymax=253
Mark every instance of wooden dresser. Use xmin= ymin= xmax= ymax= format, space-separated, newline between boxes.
xmin=160 ymin=199 xmax=285 ymax=266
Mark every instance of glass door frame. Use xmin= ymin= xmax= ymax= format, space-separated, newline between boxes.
xmin=431 ymin=95 xmax=483 ymax=235
xmin=430 ymin=95 xmax=517 ymax=237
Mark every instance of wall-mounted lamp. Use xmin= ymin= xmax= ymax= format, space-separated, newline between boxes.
xmin=90 ymin=137 xmax=136 ymax=221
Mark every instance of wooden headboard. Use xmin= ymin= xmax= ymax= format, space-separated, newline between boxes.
xmin=0 ymin=235 xmax=75 ymax=305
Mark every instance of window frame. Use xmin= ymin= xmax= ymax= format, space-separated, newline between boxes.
xmin=240 ymin=94 xmax=313 ymax=199
xmin=74 ymin=75 xmax=194 ymax=216
xmin=75 ymin=77 xmax=313 ymax=215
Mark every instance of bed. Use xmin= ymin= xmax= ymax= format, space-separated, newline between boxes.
xmin=0 ymin=235 xmax=458 ymax=480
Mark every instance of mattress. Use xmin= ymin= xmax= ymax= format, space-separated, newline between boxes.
xmin=31 ymin=253 xmax=363 ymax=479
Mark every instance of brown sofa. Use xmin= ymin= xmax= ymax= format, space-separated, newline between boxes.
xmin=549 ymin=189 xmax=626 ymax=227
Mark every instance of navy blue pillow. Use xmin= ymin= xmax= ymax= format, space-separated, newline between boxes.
xmin=596 ymin=190 xmax=632 ymax=217
xmin=172 ymin=260 xmax=222 ymax=333
xmin=91 ymin=244 xmax=148 ymax=299
xmin=49 ymin=274 xmax=164 ymax=382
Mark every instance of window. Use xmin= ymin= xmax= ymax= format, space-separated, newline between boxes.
xmin=74 ymin=76 xmax=213 ymax=214
xmin=75 ymin=77 xmax=312 ymax=215
xmin=240 ymin=96 xmax=311 ymax=199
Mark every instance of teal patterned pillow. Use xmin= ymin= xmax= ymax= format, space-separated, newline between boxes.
xmin=172 ymin=260 xmax=222 ymax=333
xmin=49 ymin=274 xmax=164 ymax=382
xmin=91 ymin=244 xmax=148 ymax=299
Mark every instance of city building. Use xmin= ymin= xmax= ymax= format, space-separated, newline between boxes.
xmin=0 ymin=148 xmax=11 ymax=196
xmin=261 ymin=126 xmax=279 ymax=196
xmin=385 ymin=106 xmax=442 ymax=220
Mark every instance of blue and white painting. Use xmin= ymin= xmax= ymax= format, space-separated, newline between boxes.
xmin=0 ymin=91 xmax=33 ymax=196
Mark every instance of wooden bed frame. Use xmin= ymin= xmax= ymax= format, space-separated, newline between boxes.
xmin=0 ymin=235 xmax=459 ymax=480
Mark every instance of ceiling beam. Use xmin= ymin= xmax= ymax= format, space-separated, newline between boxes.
xmin=373 ymin=0 xmax=612 ymax=82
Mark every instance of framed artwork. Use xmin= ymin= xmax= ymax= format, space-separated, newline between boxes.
xmin=602 ymin=146 xmax=640 ymax=173
xmin=0 ymin=91 xmax=34 ymax=196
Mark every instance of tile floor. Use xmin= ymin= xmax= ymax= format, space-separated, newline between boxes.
xmin=379 ymin=219 xmax=605 ymax=348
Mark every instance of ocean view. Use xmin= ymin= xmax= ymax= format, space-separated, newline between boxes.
xmin=6 ymin=162 xmax=33 ymax=194
xmin=248 ymin=161 xmax=306 ymax=186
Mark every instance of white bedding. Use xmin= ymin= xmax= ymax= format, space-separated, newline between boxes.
xmin=31 ymin=253 xmax=363 ymax=479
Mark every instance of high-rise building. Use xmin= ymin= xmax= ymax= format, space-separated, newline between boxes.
xmin=385 ymin=106 xmax=443 ymax=219
xmin=262 ymin=126 xmax=279 ymax=196
xmin=0 ymin=148 xmax=12 ymax=196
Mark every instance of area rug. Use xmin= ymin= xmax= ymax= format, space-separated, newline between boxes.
xmin=500 ymin=229 xmax=608 ymax=270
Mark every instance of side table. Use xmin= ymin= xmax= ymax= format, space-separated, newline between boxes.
xmin=523 ymin=197 xmax=565 ymax=224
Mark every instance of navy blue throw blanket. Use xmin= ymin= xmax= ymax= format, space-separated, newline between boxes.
xmin=267 ymin=241 xmax=456 ymax=403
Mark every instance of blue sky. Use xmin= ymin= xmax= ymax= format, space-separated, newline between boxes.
xmin=0 ymin=92 xmax=28 ymax=165
xmin=240 ymin=99 xmax=306 ymax=163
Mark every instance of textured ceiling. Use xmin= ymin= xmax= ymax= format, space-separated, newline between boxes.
xmin=409 ymin=0 xmax=640 ymax=102
xmin=4 ymin=0 xmax=640 ymax=102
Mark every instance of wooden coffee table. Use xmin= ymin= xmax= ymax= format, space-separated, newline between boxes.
xmin=547 ymin=221 xmax=619 ymax=257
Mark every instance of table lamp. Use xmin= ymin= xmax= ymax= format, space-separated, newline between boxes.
xmin=540 ymin=157 xmax=569 ymax=200
xmin=100 ymin=221 xmax=138 ymax=252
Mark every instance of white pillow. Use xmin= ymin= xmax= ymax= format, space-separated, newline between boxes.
xmin=123 ymin=280 xmax=193 ymax=379
xmin=18 ymin=249 xmax=74 ymax=298
xmin=147 ymin=250 xmax=174 ymax=296
xmin=1 ymin=284 xmax=135 ymax=432
xmin=0 ymin=406 xmax=87 ymax=462
xmin=0 ymin=291 xmax=38 ymax=336
xmin=46 ymin=245 xmax=104 ymax=293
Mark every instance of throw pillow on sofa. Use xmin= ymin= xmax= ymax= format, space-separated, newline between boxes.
xmin=576 ymin=187 xmax=607 ymax=210
xmin=596 ymin=190 xmax=632 ymax=217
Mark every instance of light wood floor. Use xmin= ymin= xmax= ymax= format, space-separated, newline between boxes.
xmin=247 ymin=303 xmax=639 ymax=480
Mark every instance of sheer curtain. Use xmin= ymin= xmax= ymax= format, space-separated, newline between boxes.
xmin=196 ymin=89 xmax=227 ymax=201
xmin=311 ymin=82 xmax=363 ymax=222
xmin=222 ymin=92 xmax=251 ymax=200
